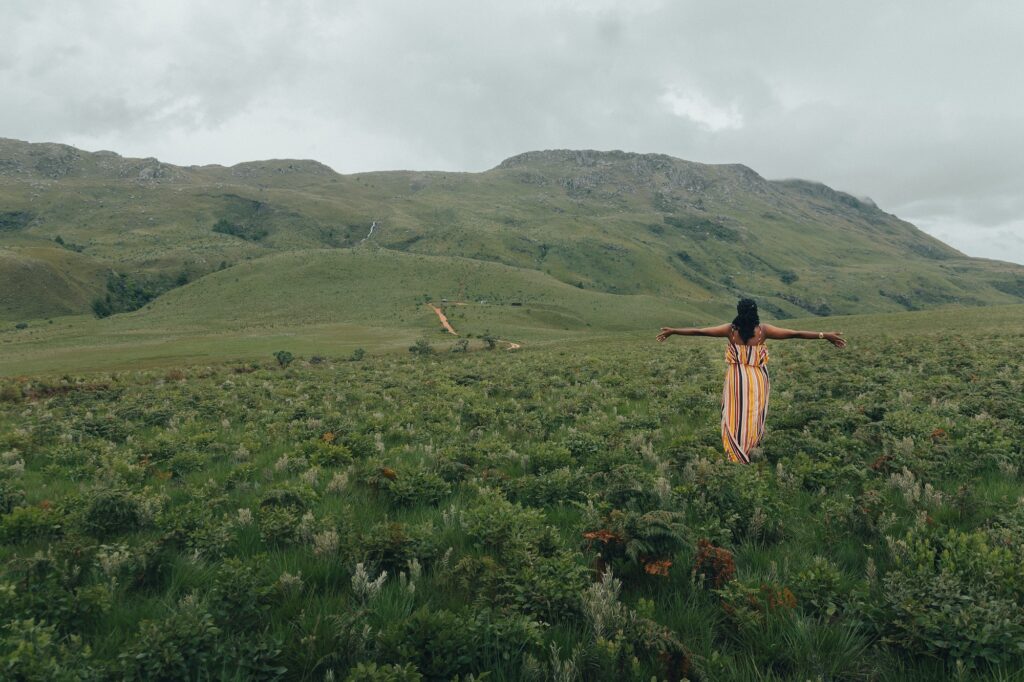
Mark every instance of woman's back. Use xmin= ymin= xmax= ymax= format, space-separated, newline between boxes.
xmin=728 ymin=323 xmax=766 ymax=347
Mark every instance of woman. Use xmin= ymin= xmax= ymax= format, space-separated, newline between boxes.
xmin=656 ymin=299 xmax=846 ymax=464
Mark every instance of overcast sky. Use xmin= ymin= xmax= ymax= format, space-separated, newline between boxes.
xmin=3 ymin=0 xmax=1022 ymax=264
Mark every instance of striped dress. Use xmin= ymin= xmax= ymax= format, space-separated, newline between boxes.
xmin=721 ymin=340 xmax=770 ymax=464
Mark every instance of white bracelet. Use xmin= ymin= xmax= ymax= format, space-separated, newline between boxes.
xmin=818 ymin=332 xmax=824 ymax=339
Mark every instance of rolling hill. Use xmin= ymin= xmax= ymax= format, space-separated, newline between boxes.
xmin=2 ymin=137 xmax=1024 ymax=373
xmin=3 ymin=138 xmax=1023 ymax=324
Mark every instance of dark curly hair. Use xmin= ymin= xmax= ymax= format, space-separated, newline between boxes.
xmin=732 ymin=298 xmax=760 ymax=342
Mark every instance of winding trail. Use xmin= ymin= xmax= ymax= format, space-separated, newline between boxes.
xmin=424 ymin=301 xmax=522 ymax=349
xmin=427 ymin=304 xmax=458 ymax=335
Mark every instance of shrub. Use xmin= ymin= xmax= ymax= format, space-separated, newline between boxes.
xmin=118 ymin=603 xmax=221 ymax=680
xmin=379 ymin=606 xmax=543 ymax=679
xmin=0 ymin=618 xmax=104 ymax=680
xmin=454 ymin=549 xmax=589 ymax=623
xmin=792 ymin=556 xmax=847 ymax=619
xmin=273 ymin=350 xmax=294 ymax=368
xmin=0 ymin=505 xmax=63 ymax=543
xmin=525 ymin=443 xmax=574 ymax=474
xmin=0 ymin=383 xmax=22 ymax=403
xmin=345 ymin=662 xmax=423 ymax=681
xmin=375 ymin=467 xmax=452 ymax=508
xmin=258 ymin=506 xmax=300 ymax=546
xmin=691 ymin=538 xmax=736 ymax=589
xmin=3 ymin=551 xmax=111 ymax=634
xmin=359 ymin=521 xmax=438 ymax=575
xmin=351 ymin=348 xmax=366 ymax=361
xmin=676 ymin=458 xmax=785 ymax=544
xmin=80 ymin=489 xmax=143 ymax=539
xmin=582 ymin=508 xmax=687 ymax=575
xmin=461 ymin=490 xmax=545 ymax=556
xmin=208 ymin=557 xmax=275 ymax=629
xmin=408 ymin=339 xmax=433 ymax=356
xmin=212 ymin=218 xmax=268 ymax=242
xmin=0 ymin=480 xmax=27 ymax=513
xmin=500 ymin=467 xmax=588 ymax=506
xmin=876 ymin=526 xmax=1024 ymax=667
xmin=717 ymin=576 xmax=798 ymax=626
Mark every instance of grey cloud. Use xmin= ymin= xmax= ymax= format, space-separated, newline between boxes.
xmin=1 ymin=0 xmax=1022 ymax=262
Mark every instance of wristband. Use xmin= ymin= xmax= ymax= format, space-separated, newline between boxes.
xmin=818 ymin=332 xmax=824 ymax=339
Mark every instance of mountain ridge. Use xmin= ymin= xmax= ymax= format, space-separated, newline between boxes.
xmin=0 ymin=136 xmax=1021 ymax=325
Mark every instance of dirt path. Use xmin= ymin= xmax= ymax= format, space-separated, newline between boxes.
xmin=427 ymin=304 xmax=458 ymax=335
xmin=425 ymin=302 xmax=521 ymax=348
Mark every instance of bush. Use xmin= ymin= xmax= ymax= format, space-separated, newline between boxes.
xmin=0 ymin=383 xmax=22 ymax=403
xmin=676 ymin=458 xmax=785 ymax=544
xmin=359 ymin=521 xmax=437 ymax=575
xmin=0 ymin=480 xmax=26 ymax=513
xmin=258 ymin=506 xmax=300 ymax=546
xmin=875 ymin=526 xmax=1024 ymax=667
xmin=408 ymin=339 xmax=433 ymax=356
xmin=379 ymin=606 xmax=543 ymax=679
xmin=212 ymin=218 xmax=268 ymax=242
xmin=0 ymin=505 xmax=63 ymax=543
xmin=373 ymin=466 xmax=452 ymax=508
xmin=0 ymin=618 xmax=104 ymax=681
xmin=80 ymin=489 xmax=143 ymax=539
xmin=346 ymin=662 xmax=423 ymax=681
xmin=273 ymin=350 xmax=294 ymax=368
xmin=3 ymin=552 xmax=111 ymax=634
xmin=208 ymin=557 xmax=275 ymax=629
xmin=118 ymin=603 xmax=221 ymax=680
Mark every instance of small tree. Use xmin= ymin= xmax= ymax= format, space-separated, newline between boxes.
xmin=350 ymin=348 xmax=365 ymax=361
xmin=409 ymin=339 xmax=433 ymax=357
xmin=274 ymin=350 xmax=294 ymax=368
xmin=450 ymin=339 xmax=469 ymax=353
xmin=482 ymin=332 xmax=498 ymax=350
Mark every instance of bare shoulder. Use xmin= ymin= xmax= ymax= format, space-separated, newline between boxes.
xmin=704 ymin=322 xmax=735 ymax=338
xmin=761 ymin=323 xmax=791 ymax=339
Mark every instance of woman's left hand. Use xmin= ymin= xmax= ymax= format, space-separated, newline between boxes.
xmin=656 ymin=327 xmax=674 ymax=342
xmin=825 ymin=332 xmax=846 ymax=348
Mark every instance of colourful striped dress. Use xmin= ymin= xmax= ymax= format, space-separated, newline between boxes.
xmin=721 ymin=341 xmax=770 ymax=464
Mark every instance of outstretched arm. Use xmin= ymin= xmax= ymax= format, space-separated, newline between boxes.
xmin=762 ymin=323 xmax=846 ymax=347
xmin=657 ymin=323 xmax=732 ymax=342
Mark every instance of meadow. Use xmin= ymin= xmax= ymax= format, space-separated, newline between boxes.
xmin=0 ymin=305 xmax=1023 ymax=680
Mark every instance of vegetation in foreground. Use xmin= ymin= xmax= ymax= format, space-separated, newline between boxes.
xmin=0 ymin=314 xmax=1023 ymax=680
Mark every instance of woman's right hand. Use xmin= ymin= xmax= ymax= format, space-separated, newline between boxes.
xmin=825 ymin=332 xmax=846 ymax=348
xmin=656 ymin=327 xmax=674 ymax=342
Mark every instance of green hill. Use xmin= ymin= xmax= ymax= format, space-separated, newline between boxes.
xmin=3 ymin=138 xmax=1022 ymax=324
xmin=0 ymin=247 xmax=720 ymax=374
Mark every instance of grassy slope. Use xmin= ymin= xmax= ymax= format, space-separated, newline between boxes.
xmin=2 ymin=239 xmax=1020 ymax=375
xmin=0 ymin=246 xmax=721 ymax=375
xmin=2 ymin=139 xmax=1023 ymax=323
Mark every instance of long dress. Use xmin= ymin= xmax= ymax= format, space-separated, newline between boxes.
xmin=721 ymin=340 xmax=770 ymax=464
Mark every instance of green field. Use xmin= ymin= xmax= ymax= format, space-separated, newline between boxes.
xmin=1 ymin=305 xmax=1023 ymax=679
